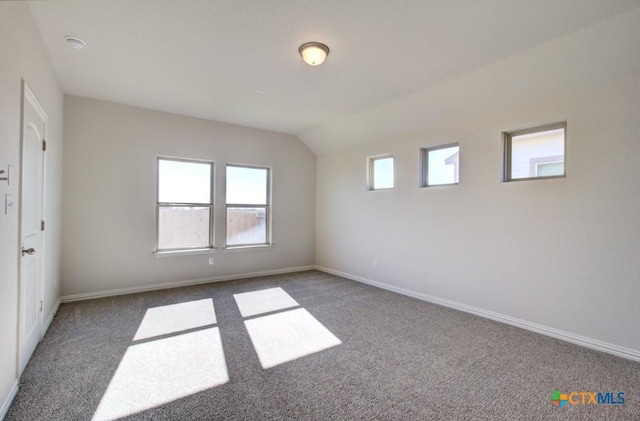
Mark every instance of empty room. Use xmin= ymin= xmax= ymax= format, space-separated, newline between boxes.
xmin=1 ymin=1 xmax=639 ymax=420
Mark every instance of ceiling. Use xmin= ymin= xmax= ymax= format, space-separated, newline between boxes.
xmin=28 ymin=0 xmax=640 ymax=154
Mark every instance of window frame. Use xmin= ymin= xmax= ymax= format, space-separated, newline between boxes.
xmin=420 ymin=143 xmax=460 ymax=188
xmin=502 ymin=122 xmax=567 ymax=182
xmin=367 ymin=154 xmax=394 ymax=191
xmin=531 ymin=156 xmax=564 ymax=177
xmin=155 ymin=156 xmax=215 ymax=253
xmin=225 ymin=163 xmax=272 ymax=249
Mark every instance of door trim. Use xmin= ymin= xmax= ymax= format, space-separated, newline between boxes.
xmin=17 ymin=80 xmax=48 ymax=376
xmin=23 ymin=83 xmax=48 ymax=122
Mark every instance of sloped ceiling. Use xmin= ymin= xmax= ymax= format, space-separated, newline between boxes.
xmin=28 ymin=0 xmax=640 ymax=154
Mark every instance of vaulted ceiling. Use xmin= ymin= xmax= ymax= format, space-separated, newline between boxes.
xmin=28 ymin=0 xmax=640 ymax=154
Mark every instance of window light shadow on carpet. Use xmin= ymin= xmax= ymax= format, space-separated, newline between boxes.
xmin=233 ymin=287 xmax=300 ymax=317
xmin=133 ymin=298 xmax=217 ymax=341
xmin=92 ymin=299 xmax=228 ymax=420
xmin=234 ymin=287 xmax=342 ymax=369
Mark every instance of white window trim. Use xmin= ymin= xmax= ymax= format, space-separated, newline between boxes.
xmin=153 ymin=248 xmax=217 ymax=258
xmin=155 ymin=157 xmax=215 ymax=253
xmin=225 ymin=164 xmax=273 ymax=249
xmin=532 ymin=157 xmax=564 ymax=177
xmin=223 ymin=244 xmax=274 ymax=252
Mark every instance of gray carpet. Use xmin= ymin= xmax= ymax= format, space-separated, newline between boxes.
xmin=6 ymin=270 xmax=640 ymax=420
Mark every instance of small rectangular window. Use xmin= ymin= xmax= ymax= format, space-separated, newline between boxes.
xmin=503 ymin=122 xmax=566 ymax=182
xmin=368 ymin=155 xmax=394 ymax=190
xmin=226 ymin=165 xmax=271 ymax=247
xmin=420 ymin=143 xmax=459 ymax=187
xmin=157 ymin=158 xmax=214 ymax=251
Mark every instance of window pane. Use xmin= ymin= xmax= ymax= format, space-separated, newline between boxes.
xmin=427 ymin=146 xmax=459 ymax=186
xmin=510 ymin=128 xmax=564 ymax=179
xmin=159 ymin=160 xmax=211 ymax=204
xmin=158 ymin=206 xmax=210 ymax=249
xmin=372 ymin=157 xmax=394 ymax=189
xmin=226 ymin=166 xmax=268 ymax=205
xmin=226 ymin=207 xmax=267 ymax=246
xmin=536 ymin=162 xmax=564 ymax=177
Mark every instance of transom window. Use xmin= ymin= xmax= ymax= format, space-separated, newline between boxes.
xmin=156 ymin=158 xmax=214 ymax=251
xmin=420 ymin=143 xmax=460 ymax=187
xmin=368 ymin=155 xmax=394 ymax=190
xmin=226 ymin=165 xmax=271 ymax=247
xmin=503 ymin=122 xmax=566 ymax=181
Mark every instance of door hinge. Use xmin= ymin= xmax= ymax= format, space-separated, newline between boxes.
xmin=42 ymin=140 xmax=47 ymax=151
xmin=41 ymin=220 xmax=45 ymax=231
xmin=40 ymin=301 xmax=43 ymax=312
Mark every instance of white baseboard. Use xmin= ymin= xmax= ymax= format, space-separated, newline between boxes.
xmin=60 ymin=266 xmax=316 ymax=303
xmin=42 ymin=297 xmax=61 ymax=335
xmin=315 ymin=265 xmax=640 ymax=363
xmin=0 ymin=380 xmax=18 ymax=421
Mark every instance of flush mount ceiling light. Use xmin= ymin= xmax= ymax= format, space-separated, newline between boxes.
xmin=65 ymin=36 xmax=86 ymax=50
xmin=299 ymin=42 xmax=329 ymax=66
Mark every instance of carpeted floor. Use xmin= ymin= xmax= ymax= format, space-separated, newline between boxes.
xmin=6 ymin=270 xmax=640 ymax=420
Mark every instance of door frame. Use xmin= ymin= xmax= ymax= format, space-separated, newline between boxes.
xmin=17 ymin=80 xmax=48 ymax=375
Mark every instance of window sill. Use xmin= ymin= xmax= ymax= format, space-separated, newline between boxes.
xmin=153 ymin=248 xmax=217 ymax=258
xmin=422 ymin=182 xmax=459 ymax=188
xmin=223 ymin=244 xmax=274 ymax=252
xmin=504 ymin=174 xmax=566 ymax=183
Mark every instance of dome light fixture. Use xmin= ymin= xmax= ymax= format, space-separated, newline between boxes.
xmin=299 ymin=42 xmax=329 ymax=66
xmin=65 ymin=36 xmax=86 ymax=50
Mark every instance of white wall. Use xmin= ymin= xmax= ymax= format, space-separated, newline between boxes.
xmin=62 ymin=96 xmax=315 ymax=296
xmin=316 ymin=72 xmax=640 ymax=354
xmin=0 ymin=2 xmax=64 ymax=414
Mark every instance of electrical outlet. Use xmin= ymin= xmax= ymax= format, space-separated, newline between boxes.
xmin=373 ymin=259 xmax=378 ymax=269
xmin=208 ymin=257 xmax=215 ymax=265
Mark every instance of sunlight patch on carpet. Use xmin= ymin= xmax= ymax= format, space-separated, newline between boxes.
xmin=133 ymin=298 xmax=217 ymax=341
xmin=93 ymin=298 xmax=227 ymax=421
xmin=92 ymin=327 xmax=228 ymax=420
xmin=233 ymin=287 xmax=299 ymax=317
xmin=244 ymin=308 xmax=341 ymax=369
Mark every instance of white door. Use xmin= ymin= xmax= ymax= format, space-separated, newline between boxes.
xmin=19 ymin=82 xmax=47 ymax=374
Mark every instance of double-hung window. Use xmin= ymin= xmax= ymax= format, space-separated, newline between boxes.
xmin=226 ymin=165 xmax=271 ymax=247
xmin=156 ymin=158 xmax=214 ymax=252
